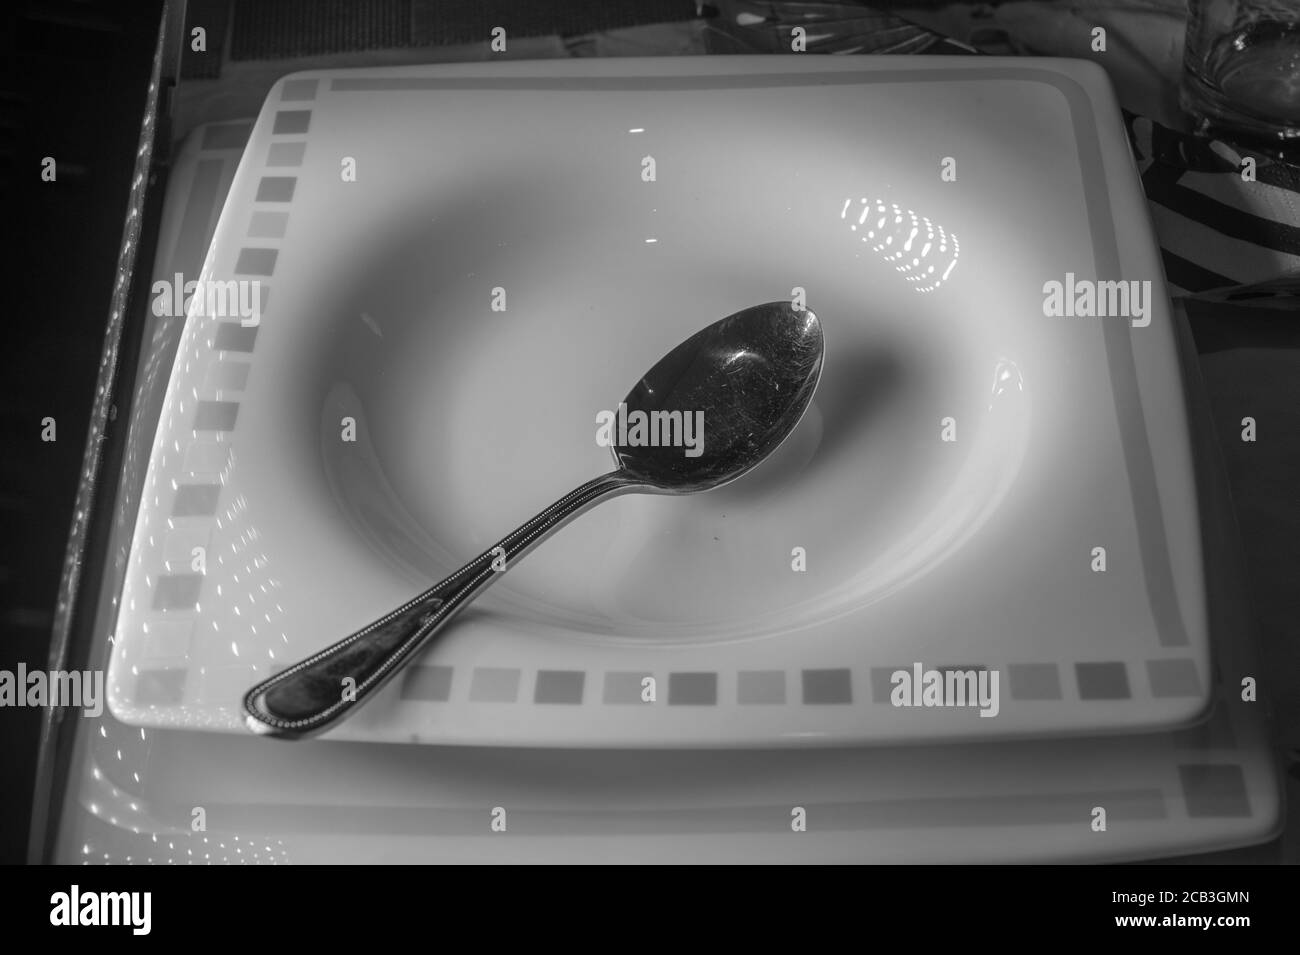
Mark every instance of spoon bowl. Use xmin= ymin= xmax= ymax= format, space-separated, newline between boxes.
xmin=616 ymin=301 xmax=824 ymax=492
xmin=244 ymin=301 xmax=824 ymax=738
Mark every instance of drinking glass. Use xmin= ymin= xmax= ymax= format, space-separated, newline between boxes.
xmin=1182 ymin=0 xmax=1300 ymax=146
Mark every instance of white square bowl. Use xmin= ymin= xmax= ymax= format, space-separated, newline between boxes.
xmin=108 ymin=56 xmax=1211 ymax=747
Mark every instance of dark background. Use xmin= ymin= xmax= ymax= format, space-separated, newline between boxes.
xmin=2 ymin=0 xmax=164 ymax=865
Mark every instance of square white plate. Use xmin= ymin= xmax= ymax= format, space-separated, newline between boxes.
xmin=108 ymin=56 xmax=1211 ymax=746
xmin=52 ymin=113 xmax=1277 ymax=864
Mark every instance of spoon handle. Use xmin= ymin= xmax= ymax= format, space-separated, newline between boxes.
xmin=243 ymin=470 xmax=638 ymax=739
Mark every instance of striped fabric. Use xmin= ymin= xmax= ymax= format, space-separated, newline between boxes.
xmin=1123 ymin=111 xmax=1300 ymax=295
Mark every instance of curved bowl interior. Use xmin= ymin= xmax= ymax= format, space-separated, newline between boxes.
xmin=299 ymin=171 xmax=1026 ymax=643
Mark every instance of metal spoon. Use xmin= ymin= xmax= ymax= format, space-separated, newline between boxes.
xmin=243 ymin=301 xmax=824 ymax=738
